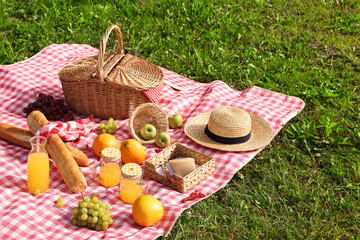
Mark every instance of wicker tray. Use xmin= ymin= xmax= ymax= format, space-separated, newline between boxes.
xmin=144 ymin=143 xmax=215 ymax=193
xmin=58 ymin=25 xmax=164 ymax=119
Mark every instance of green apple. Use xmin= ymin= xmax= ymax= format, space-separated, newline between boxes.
xmin=140 ymin=123 xmax=157 ymax=140
xmin=168 ymin=114 xmax=183 ymax=129
xmin=155 ymin=132 xmax=171 ymax=148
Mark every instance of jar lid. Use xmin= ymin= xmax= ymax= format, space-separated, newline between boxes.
xmin=121 ymin=163 xmax=142 ymax=179
xmin=101 ymin=147 xmax=121 ymax=162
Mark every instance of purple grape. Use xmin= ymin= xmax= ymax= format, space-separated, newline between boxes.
xmin=47 ymin=95 xmax=54 ymax=101
xmin=45 ymin=108 xmax=51 ymax=115
xmin=38 ymin=93 xmax=46 ymax=100
xmin=42 ymin=98 xmax=49 ymax=105
xmin=57 ymin=109 xmax=64 ymax=116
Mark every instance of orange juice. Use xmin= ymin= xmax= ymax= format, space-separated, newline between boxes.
xmin=27 ymin=152 xmax=49 ymax=193
xmin=99 ymin=163 xmax=121 ymax=187
xmin=120 ymin=180 xmax=143 ymax=204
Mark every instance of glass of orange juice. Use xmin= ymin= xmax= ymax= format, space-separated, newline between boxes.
xmin=120 ymin=163 xmax=148 ymax=204
xmin=27 ymin=136 xmax=49 ymax=194
xmin=93 ymin=147 xmax=121 ymax=188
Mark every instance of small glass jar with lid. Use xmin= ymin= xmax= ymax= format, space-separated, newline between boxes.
xmin=120 ymin=163 xmax=148 ymax=204
xmin=93 ymin=147 xmax=121 ymax=187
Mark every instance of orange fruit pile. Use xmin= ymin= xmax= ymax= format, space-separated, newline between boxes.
xmin=132 ymin=195 xmax=164 ymax=227
xmin=120 ymin=139 xmax=145 ymax=165
xmin=92 ymin=133 xmax=119 ymax=157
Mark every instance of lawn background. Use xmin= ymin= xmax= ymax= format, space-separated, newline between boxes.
xmin=1 ymin=0 xmax=359 ymax=239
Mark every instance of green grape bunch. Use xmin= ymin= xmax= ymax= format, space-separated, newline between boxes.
xmin=97 ymin=118 xmax=118 ymax=134
xmin=70 ymin=193 xmax=113 ymax=231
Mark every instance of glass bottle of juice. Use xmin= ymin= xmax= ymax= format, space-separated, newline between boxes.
xmin=93 ymin=147 xmax=121 ymax=188
xmin=27 ymin=136 xmax=49 ymax=194
xmin=120 ymin=163 xmax=147 ymax=204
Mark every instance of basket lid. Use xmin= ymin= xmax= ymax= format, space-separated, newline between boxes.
xmin=58 ymin=25 xmax=164 ymax=91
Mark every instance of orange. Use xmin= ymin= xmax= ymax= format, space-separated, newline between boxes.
xmin=132 ymin=195 xmax=164 ymax=227
xmin=92 ymin=133 xmax=119 ymax=157
xmin=120 ymin=139 xmax=145 ymax=165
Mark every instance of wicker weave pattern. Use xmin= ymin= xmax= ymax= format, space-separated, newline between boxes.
xmin=58 ymin=25 xmax=164 ymax=119
xmin=144 ymin=143 xmax=215 ymax=193
xmin=128 ymin=103 xmax=169 ymax=145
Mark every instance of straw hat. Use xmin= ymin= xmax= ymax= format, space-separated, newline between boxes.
xmin=184 ymin=106 xmax=273 ymax=152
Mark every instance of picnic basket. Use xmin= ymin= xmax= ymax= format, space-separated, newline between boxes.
xmin=144 ymin=143 xmax=215 ymax=193
xmin=58 ymin=25 xmax=164 ymax=119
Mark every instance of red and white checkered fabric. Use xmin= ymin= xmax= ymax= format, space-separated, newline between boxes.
xmin=34 ymin=117 xmax=95 ymax=148
xmin=143 ymin=84 xmax=164 ymax=103
xmin=0 ymin=44 xmax=305 ymax=240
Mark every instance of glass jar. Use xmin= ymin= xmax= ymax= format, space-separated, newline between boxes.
xmin=93 ymin=147 xmax=121 ymax=187
xmin=120 ymin=163 xmax=148 ymax=204
xmin=27 ymin=136 xmax=49 ymax=194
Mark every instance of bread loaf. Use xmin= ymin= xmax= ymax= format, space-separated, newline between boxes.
xmin=0 ymin=123 xmax=32 ymax=149
xmin=26 ymin=111 xmax=87 ymax=193
xmin=64 ymin=145 xmax=89 ymax=167
xmin=0 ymin=122 xmax=89 ymax=167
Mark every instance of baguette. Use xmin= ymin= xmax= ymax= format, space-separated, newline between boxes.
xmin=0 ymin=122 xmax=89 ymax=167
xmin=27 ymin=111 xmax=87 ymax=193
xmin=64 ymin=145 xmax=89 ymax=167
xmin=0 ymin=123 xmax=32 ymax=149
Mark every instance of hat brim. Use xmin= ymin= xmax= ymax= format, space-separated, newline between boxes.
xmin=184 ymin=110 xmax=273 ymax=152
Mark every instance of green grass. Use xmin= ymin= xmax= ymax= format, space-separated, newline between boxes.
xmin=1 ymin=0 xmax=360 ymax=239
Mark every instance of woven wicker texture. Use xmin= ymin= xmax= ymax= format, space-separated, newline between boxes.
xmin=58 ymin=25 xmax=164 ymax=119
xmin=208 ymin=107 xmax=251 ymax=137
xmin=184 ymin=106 xmax=273 ymax=152
xmin=128 ymin=103 xmax=169 ymax=145
xmin=144 ymin=143 xmax=215 ymax=193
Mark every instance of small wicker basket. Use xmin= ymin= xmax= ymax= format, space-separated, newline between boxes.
xmin=144 ymin=143 xmax=215 ymax=193
xmin=58 ymin=25 xmax=164 ymax=119
xmin=128 ymin=103 xmax=169 ymax=145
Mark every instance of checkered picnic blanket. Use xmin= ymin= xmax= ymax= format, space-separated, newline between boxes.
xmin=0 ymin=44 xmax=304 ymax=239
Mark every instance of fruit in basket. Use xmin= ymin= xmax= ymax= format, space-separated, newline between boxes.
xmin=70 ymin=194 xmax=113 ymax=231
xmin=140 ymin=124 xmax=157 ymax=140
xmin=132 ymin=195 xmax=164 ymax=227
xmin=96 ymin=118 xmax=118 ymax=134
xmin=120 ymin=139 xmax=145 ymax=164
xmin=155 ymin=132 xmax=171 ymax=148
xmin=22 ymin=92 xmax=74 ymax=122
xmin=168 ymin=114 xmax=182 ymax=129
xmin=92 ymin=133 xmax=119 ymax=157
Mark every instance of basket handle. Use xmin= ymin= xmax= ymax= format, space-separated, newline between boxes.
xmin=97 ymin=24 xmax=125 ymax=81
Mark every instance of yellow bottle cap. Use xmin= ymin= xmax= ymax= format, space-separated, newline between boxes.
xmin=101 ymin=147 xmax=121 ymax=162
xmin=121 ymin=163 xmax=142 ymax=179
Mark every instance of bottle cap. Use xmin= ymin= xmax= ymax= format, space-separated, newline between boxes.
xmin=121 ymin=163 xmax=142 ymax=179
xmin=101 ymin=147 xmax=121 ymax=162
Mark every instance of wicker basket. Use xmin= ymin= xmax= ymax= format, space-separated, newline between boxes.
xmin=144 ymin=143 xmax=215 ymax=193
xmin=128 ymin=103 xmax=169 ymax=145
xmin=58 ymin=25 xmax=164 ymax=119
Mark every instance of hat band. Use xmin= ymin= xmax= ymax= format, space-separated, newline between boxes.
xmin=205 ymin=125 xmax=251 ymax=145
